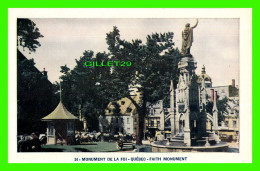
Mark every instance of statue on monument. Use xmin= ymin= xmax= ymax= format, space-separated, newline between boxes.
xmin=181 ymin=19 xmax=198 ymax=56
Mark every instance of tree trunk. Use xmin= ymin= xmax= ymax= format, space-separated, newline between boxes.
xmin=127 ymin=96 xmax=146 ymax=145
xmin=134 ymin=96 xmax=147 ymax=146
xmin=136 ymin=110 xmax=143 ymax=145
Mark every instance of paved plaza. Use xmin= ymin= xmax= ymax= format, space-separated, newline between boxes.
xmin=27 ymin=141 xmax=238 ymax=152
xmin=39 ymin=142 xmax=134 ymax=152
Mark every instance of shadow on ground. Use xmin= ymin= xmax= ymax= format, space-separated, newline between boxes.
xmin=228 ymin=148 xmax=239 ymax=153
xmin=74 ymin=148 xmax=92 ymax=152
xmin=38 ymin=148 xmax=64 ymax=152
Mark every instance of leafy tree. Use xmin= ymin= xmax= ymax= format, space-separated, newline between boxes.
xmin=17 ymin=51 xmax=58 ymax=134
xmin=59 ymin=50 xmax=112 ymax=131
xmin=206 ymin=101 xmax=213 ymax=113
xmin=17 ymin=18 xmax=44 ymax=53
xmin=205 ymin=97 xmax=232 ymax=124
xmin=106 ymin=26 xmax=181 ymax=145
xmin=59 ymin=26 xmax=180 ymax=143
xmin=17 ymin=19 xmax=57 ymax=134
xmin=217 ymin=97 xmax=231 ymax=124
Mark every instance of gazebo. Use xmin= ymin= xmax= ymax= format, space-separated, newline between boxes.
xmin=42 ymin=100 xmax=78 ymax=145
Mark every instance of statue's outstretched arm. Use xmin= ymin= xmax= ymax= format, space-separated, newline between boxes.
xmin=191 ymin=19 xmax=198 ymax=29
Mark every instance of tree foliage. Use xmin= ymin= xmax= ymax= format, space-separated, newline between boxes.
xmin=217 ymin=97 xmax=232 ymax=123
xmin=59 ymin=26 xmax=181 ymax=143
xmin=205 ymin=96 xmax=232 ymax=124
xmin=59 ymin=50 xmax=112 ymax=131
xmin=106 ymin=26 xmax=181 ymax=144
xmin=17 ymin=18 xmax=44 ymax=53
xmin=17 ymin=50 xmax=58 ymax=134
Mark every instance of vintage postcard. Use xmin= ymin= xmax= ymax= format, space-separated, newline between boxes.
xmin=8 ymin=8 xmax=252 ymax=163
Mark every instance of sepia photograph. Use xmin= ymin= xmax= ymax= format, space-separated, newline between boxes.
xmin=16 ymin=17 xmax=240 ymax=152
xmin=8 ymin=8 xmax=252 ymax=163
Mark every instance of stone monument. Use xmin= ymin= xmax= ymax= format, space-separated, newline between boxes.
xmin=181 ymin=19 xmax=198 ymax=56
xmin=169 ymin=19 xmax=201 ymax=146
xmin=152 ymin=19 xmax=228 ymax=151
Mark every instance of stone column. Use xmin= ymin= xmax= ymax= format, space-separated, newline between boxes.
xmin=175 ymin=114 xmax=180 ymax=135
xmin=184 ymin=96 xmax=191 ymax=146
xmin=170 ymin=80 xmax=176 ymax=137
xmin=184 ymin=108 xmax=191 ymax=146
xmin=213 ymin=91 xmax=218 ymax=131
xmin=201 ymin=80 xmax=207 ymax=105
xmin=212 ymin=91 xmax=220 ymax=143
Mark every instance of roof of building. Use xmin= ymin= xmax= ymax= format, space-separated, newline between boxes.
xmin=105 ymin=92 xmax=141 ymax=116
xmin=42 ymin=101 xmax=78 ymax=120
xmin=197 ymin=65 xmax=212 ymax=83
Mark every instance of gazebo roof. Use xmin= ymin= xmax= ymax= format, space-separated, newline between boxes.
xmin=42 ymin=101 xmax=78 ymax=120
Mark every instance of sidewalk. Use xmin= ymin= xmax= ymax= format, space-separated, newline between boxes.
xmin=141 ymin=140 xmax=152 ymax=145
xmin=227 ymin=141 xmax=239 ymax=148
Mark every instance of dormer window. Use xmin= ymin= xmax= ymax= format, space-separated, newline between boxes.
xmin=127 ymin=107 xmax=132 ymax=113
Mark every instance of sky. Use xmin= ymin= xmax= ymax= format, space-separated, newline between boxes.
xmin=18 ymin=18 xmax=239 ymax=87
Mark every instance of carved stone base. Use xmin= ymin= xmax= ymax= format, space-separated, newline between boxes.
xmin=184 ymin=129 xmax=191 ymax=146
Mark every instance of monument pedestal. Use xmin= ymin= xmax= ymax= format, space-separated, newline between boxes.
xmin=184 ymin=129 xmax=191 ymax=146
xmin=171 ymin=55 xmax=198 ymax=146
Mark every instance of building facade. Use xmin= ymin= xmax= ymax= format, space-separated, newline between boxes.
xmin=103 ymin=95 xmax=140 ymax=135
xmin=218 ymin=96 xmax=239 ymax=142
xmin=145 ymin=100 xmax=166 ymax=136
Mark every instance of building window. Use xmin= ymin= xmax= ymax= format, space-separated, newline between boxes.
xmin=157 ymin=121 xmax=160 ymax=128
xmin=116 ymin=118 xmax=119 ymax=123
xmin=121 ymin=118 xmax=123 ymax=123
xmin=127 ymin=107 xmax=132 ymax=113
xmin=151 ymin=121 xmax=154 ymax=127
xmin=127 ymin=118 xmax=130 ymax=124
xmin=121 ymin=101 xmax=125 ymax=105
xmin=225 ymin=121 xmax=229 ymax=127
xmin=233 ymin=121 xmax=237 ymax=128
xmin=48 ymin=123 xmax=54 ymax=136
xmin=67 ymin=122 xmax=74 ymax=136
xmin=149 ymin=109 xmax=153 ymax=115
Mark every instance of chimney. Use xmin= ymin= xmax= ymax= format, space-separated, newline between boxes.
xmin=210 ymin=89 xmax=214 ymax=102
xmin=42 ymin=68 xmax=48 ymax=79
xmin=232 ymin=79 xmax=235 ymax=88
